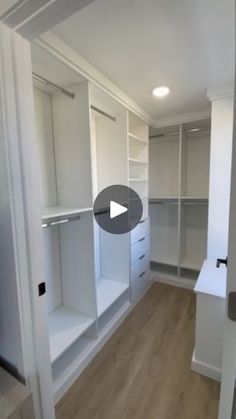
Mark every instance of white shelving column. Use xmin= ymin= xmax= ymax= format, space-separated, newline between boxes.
xmin=33 ymin=81 xmax=98 ymax=394
xmin=149 ymin=120 xmax=211 ymax=287
xmin=128 ymin=111 xmax=150 ymax=300
xmin=89 ymin=84 xmax=130 ymax=331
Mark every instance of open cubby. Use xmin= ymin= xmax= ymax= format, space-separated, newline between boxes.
xmin=149 ymin=133 xmax=180 ymax=199
xmin=180 ymin=201 xmax=208 ymax=271
xmin=181 ymin=127 xmax=210 ymax=198
xmin=34 ymin=84 xmax=97 ymax=364
xmin=42 ymin=213 xmax=96 ymax=363
xmin=149 ymin=201 xmax=178 ymax=266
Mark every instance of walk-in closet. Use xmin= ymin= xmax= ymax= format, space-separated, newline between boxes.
xmin=0 ymin=1 xmax=234 ymax=419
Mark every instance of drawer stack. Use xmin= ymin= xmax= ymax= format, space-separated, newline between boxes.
xmin=130 ymin=218 xmax=150 ymax=300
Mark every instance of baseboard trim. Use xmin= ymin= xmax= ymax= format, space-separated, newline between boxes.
xmin=152 ymin=272 xmax=195 ymax=290
xmin=191 ymin=348 xmax=221 ymax=382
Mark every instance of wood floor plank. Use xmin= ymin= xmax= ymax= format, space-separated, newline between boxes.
xmin=56 ymin=283 xmax=220 ymax=419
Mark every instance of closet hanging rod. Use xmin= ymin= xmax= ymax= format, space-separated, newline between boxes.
xmin=149 ymin=126 xmax=210 ymax=139
xmin=91 ymin=105 xmax=116 ymax=122
xmin=41 ymin=215 xmax=80 ymax=229
xmin=32 ymin=73 xmax=75 ymax=99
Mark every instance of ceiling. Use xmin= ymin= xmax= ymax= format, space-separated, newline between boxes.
xmin=52 ymin=0 xmax=235 ymax=124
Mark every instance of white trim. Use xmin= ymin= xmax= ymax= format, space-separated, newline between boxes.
xmin=153 ymin=109 xmax=211 ymax=128
xmin=191 ymin=348 xmax=222 ymax=382
xmin=35 ymin=32 xmax=153 ymax=126
xmin=207 ymin=84 xmax=234 ymax=102
xmin=54 ymin=281 xmax=152 ymax=402
xmin=152 ymin=272 xmax=195 ymax=290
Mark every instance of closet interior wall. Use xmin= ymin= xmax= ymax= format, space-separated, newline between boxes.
xmin=149 ymin=121 xmax=210 ymax=286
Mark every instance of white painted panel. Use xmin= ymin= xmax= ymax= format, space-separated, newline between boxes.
xmin=48 ymin=307 xmax=95 ymax=362
xmin=149 ymin=136 xmax=179 ymax=198
xmin=96 ymin=278 xmax=129 ymax=316
xmin=99 ymin=230 xmax=129 ymax=285
xmin=194 ymin=259 xmax=226 ymax=298
xmin=181 ymin=204 xmax=208 ymax=270
xmin=52 ymin=82 xmax=93 ymax=208
xmin=207 ymin=97 xmax=234 ymax=259
xmin=149 ymin=202 xmax=178 ymax=265
xmin=42 ymin=227 xmax=62 ymax=313
xmin=33 ymin=88 xmax=57 ymax=207
xmin=95 ymin=109 xmax=128 ymax=191
xmin=195 ymin=294 xmax=225 ymax=371
xmin=60 ymin=213 xmax=97 ymax=318
xmin=182 ymin=131 xmax=210 ymax=198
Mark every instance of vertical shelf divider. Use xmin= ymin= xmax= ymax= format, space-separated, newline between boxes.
xmin=177 ymin=124 xmax=182 ymax=279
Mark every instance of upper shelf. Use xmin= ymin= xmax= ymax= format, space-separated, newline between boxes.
xmin=42 ymin=206 xmax=93 ymax=221
xmin=128 ymin=133 xmax=147 ymax=145
xmin=128 ymin=157 xmax=148 ymax=165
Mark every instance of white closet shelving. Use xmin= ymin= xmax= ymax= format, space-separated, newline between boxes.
xmin=149 ymin=121 xmax=210 ymax=286
xmin=34 ymin=83 xmax=97 ymax=371
xmin=30 ymin=43 xmax=150 ymax=404
xmin=128 ymin=112 xmax=150 ymax=300
xmin=90 ymin=85 xmax=130 ymax=328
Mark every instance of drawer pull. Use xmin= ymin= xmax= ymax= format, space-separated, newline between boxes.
xmin=139 ymin=237 xmax=145 ymax=242
xmin=139 ymin=271 xmax=146 ymax=278
xmin=139 ymin=254 xmax=145 ymax=260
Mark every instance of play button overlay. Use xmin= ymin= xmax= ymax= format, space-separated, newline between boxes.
xmin=110 ymin=201 xmax=128 ymax=219
xmin=93 ymin=185 xmax=143 ymax=234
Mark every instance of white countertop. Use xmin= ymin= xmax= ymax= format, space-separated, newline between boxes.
xmin=194 ymin=259 xmax=227 ymax=299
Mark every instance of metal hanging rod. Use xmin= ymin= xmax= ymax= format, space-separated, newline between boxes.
xmin=42 ymin=215 xmax=80 ymax=229
xmin=32 ymin=72 xmax=75 ymax=99
xmin=149 ymin=126 xmax=210 ymax=139
xmin=91 ymin=105 xmax=116 ymax=122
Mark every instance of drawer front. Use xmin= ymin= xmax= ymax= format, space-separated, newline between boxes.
xmin=130 ymin=218 xmax=149 ymax=245
xmin=130 ymin=256 xmax=149 ymax=300
xmin=130 ymin=235 xmax=149 ymax=264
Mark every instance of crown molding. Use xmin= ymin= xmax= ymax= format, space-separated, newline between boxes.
xmin=153 ymin=109 xmax=211 ymax=128
xmin=207 ymin=83 xmax=234 ymax=102
xmin=35 ymin=32 xmax=154 ymax=126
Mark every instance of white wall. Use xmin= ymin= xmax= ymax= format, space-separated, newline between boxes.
xmin=207 ymin=95 xmax=234 ymax=259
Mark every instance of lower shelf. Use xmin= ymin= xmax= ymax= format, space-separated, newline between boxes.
xmin=48 ymin=306 xmax=95 ymax=363
xmin=96 ymin=278 xmax=129 ymax=317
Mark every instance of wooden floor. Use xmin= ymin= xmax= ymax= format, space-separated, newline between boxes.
xmin=56 ymin=283 xmax=220 ymax=419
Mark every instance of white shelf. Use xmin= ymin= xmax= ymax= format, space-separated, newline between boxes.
xmin=128 ymin=158 xmax=147 ymax=165
xmin=151 ymin=258 xmax=178 ymax=267
xmin=48 ymin=305 xmax=95 ymax=362
xmin=181 ymin=196 xmax=208 ymax=200
xmin=128 ymin=133 xmax=147 ymax=145
xmin=96 ymin=278 xmax=129 ymax=317
xmin=42 ymin=206 xmax=93 ymax=221
xmin=129 ymin=178 xmax=147 ymax=182
xmin=180 ymin=259 xmax=202 ymax=271
xmin=194 ymin=260 xmax=226 ymax=299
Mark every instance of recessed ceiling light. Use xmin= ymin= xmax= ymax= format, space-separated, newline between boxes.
xmin=152 ymin=86 xmax=170 ymax=98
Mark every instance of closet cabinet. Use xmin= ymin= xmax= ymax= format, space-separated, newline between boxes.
xmin=31 ymin=47 xmax=151 ymax=404
xmin=149 ymin=121 xmax=210 ymax=286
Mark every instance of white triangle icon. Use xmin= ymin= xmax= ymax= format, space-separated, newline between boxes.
xmin=110 ymin=201 xmax=128 ymax=219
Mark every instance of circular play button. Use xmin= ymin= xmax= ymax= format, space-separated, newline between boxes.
xmin=93 ymin=185 xmax=143 ymax=234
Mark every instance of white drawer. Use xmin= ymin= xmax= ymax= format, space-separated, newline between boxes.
xmin=130 ymin=218 xmax=149 ymax=245
xmin=130 ymin=256 xmax=149 ymax=300
xmin=130 ymin=235 xmax=149 ymax=264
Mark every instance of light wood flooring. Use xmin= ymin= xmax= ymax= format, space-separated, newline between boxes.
xmin=56 ymin=282 xmax=220 ymax=419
